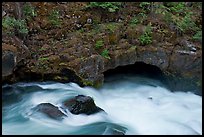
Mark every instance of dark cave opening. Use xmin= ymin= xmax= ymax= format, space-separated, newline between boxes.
xmin=103 ymin=61 xmax=202 ymax=96
xmin=103 ymin=62 xmax=169 ymax=87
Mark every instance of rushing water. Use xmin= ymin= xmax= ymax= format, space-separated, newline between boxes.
xmin=2 ymin=74 xmax=202 ymax=135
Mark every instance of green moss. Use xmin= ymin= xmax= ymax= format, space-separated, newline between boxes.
xmin=130 ymin=46 xmax=137 ymax=50
xmin=82 ymin=80 xmax=94 ymax=87
xmin=54 ymin=76 xmax=69 ymax=81
xmin=82 ymin=79 xmax=103 ymax=88
xmin=93 ymin=81 xmax=103 ymax=88
xmin=196 ymin=80 xmax=201 ymax=87
xmin=59 ymin=62 xmax=67 ymax=66
xmin=106 ymin=23 xmax=117 ymax=33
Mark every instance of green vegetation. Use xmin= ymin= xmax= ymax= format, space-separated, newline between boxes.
xmin=193 ymin=31 xmax=202 ymax=41
xmin=15 ymin=20 xmax=29 ymax=34
xmin=139 ymin=2 xmax=151 ymax=10
xmin=130 ymin=12 xmax=147 ymax=25
xmin=106 ymin=23 xmax=117 ymax=32
xmin=169 ymin=2 xmax=186 ymax=14
xmin=174 ymin=12 xmax=198 ymax=33
xmin=138 ymin=12 xmax=147 ymax=19
xmin=86 ymin=2 xmax=122 ymax=12
xmin=155 ymin=4 xmax=170 ymax=15
xmin=48 ymin=9 xmax=61 ymax=27
xmin=101 ymin=49 xmax=111 ymax=59
xmin=2 ymin=17 xmax=16 ymax=31
xmin=78 ymin=28 xmax=85 ymax=33
xmin=23 ymin=3 xmax=37 ymax=20
xmin=151 ymin=2 xmax=201 ymax=36
xmin=94 ymin=37 xmax=109 ymax=58
xmin=95 ymin=40 xmax=104 ymax=49
xmin=139 ymin=24 xmax=152 ymax=45
xmin=130 ymin=16 xmax=139 ymax=25
xmin=2 ymin=16 xmax=28 ymax=35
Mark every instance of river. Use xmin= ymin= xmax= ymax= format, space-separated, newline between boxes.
xmin=2 ymin=74 xmax=202 ymax=135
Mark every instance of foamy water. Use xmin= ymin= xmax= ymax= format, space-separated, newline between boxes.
xmin=2 ymin=75 xmax=202 ymax=135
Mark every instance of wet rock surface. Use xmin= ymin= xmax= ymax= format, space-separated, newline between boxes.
xmin=31 ymin=103 xmax=66 ymax=120
xmin=63 ymin=95 xmax=104 ymax=115
xmin=2 ymin=44 xmax=17 ymax=77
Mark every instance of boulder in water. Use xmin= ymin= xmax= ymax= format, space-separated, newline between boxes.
xmin=63 ymin=95 xmax=104 ymax=115
xmin=32 ymin=103 xmax=66 ymax=120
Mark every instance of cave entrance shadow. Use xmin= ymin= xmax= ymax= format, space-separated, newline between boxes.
xmin=103 ymin=62 xmax=169 ymax=89
xmin=103 ymin=62 xmax=202 ymax=96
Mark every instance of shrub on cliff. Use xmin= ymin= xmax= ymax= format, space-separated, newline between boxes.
xmin=2 ymin=16 xmax=28 ymax=36
xmin=86 ymin=2 xmax=122 ymax=12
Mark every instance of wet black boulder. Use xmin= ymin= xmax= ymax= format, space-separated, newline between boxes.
xmin=32 ymin=103 xmax=66 ymax=120
xmin=63 ymin=95 xmax=104 ymax=115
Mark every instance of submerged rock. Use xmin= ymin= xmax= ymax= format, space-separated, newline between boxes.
xmin=63 ymin=95 xmax=104 ymax=115
xmin=32 ymin=103 xmax=66 ymax=120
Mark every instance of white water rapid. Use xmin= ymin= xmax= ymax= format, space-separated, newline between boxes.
xmin=2 ymin=75 xmax=202 ymax=135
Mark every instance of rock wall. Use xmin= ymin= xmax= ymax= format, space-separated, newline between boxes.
xmin=2 ymin=2 xmax=202 ymax=94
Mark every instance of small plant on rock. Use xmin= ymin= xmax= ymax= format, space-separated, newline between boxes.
xmin=173 ymin=12 xmax=198 ymax=33
xmin=95 ymin=40 xmax=104 ymax=49
xmin=169 ymin=2 xmax=186 ymax=14
xmin=101 ymin=49 xmax=111 ymax=59
xmin=23 ymin=3 xmax=37 ymax=20
xmin=139 ymin=23 xmax=152 ymax=45
xmin=106 ymin=23 xmax=117 ymax=33
xmin=139 ymin=2 xmax=151 ymax=10
xmin=130 ymin=12 xmax=147 ymax=25
xmin=130 ymin=16 xmax=139 ymax=25
xmin=48 ymin=9 xmax=61 ymax=27
xmin=193 ymin=30 xmax=202 ymax=41
xmin=86 ymin=2 xmax=122 ymax=12
xmin=2 ymin=16 xmax=28 ymax=35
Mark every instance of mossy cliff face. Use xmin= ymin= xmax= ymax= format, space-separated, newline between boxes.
xmin=2 ymin=2 xmax=202 ymax=92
